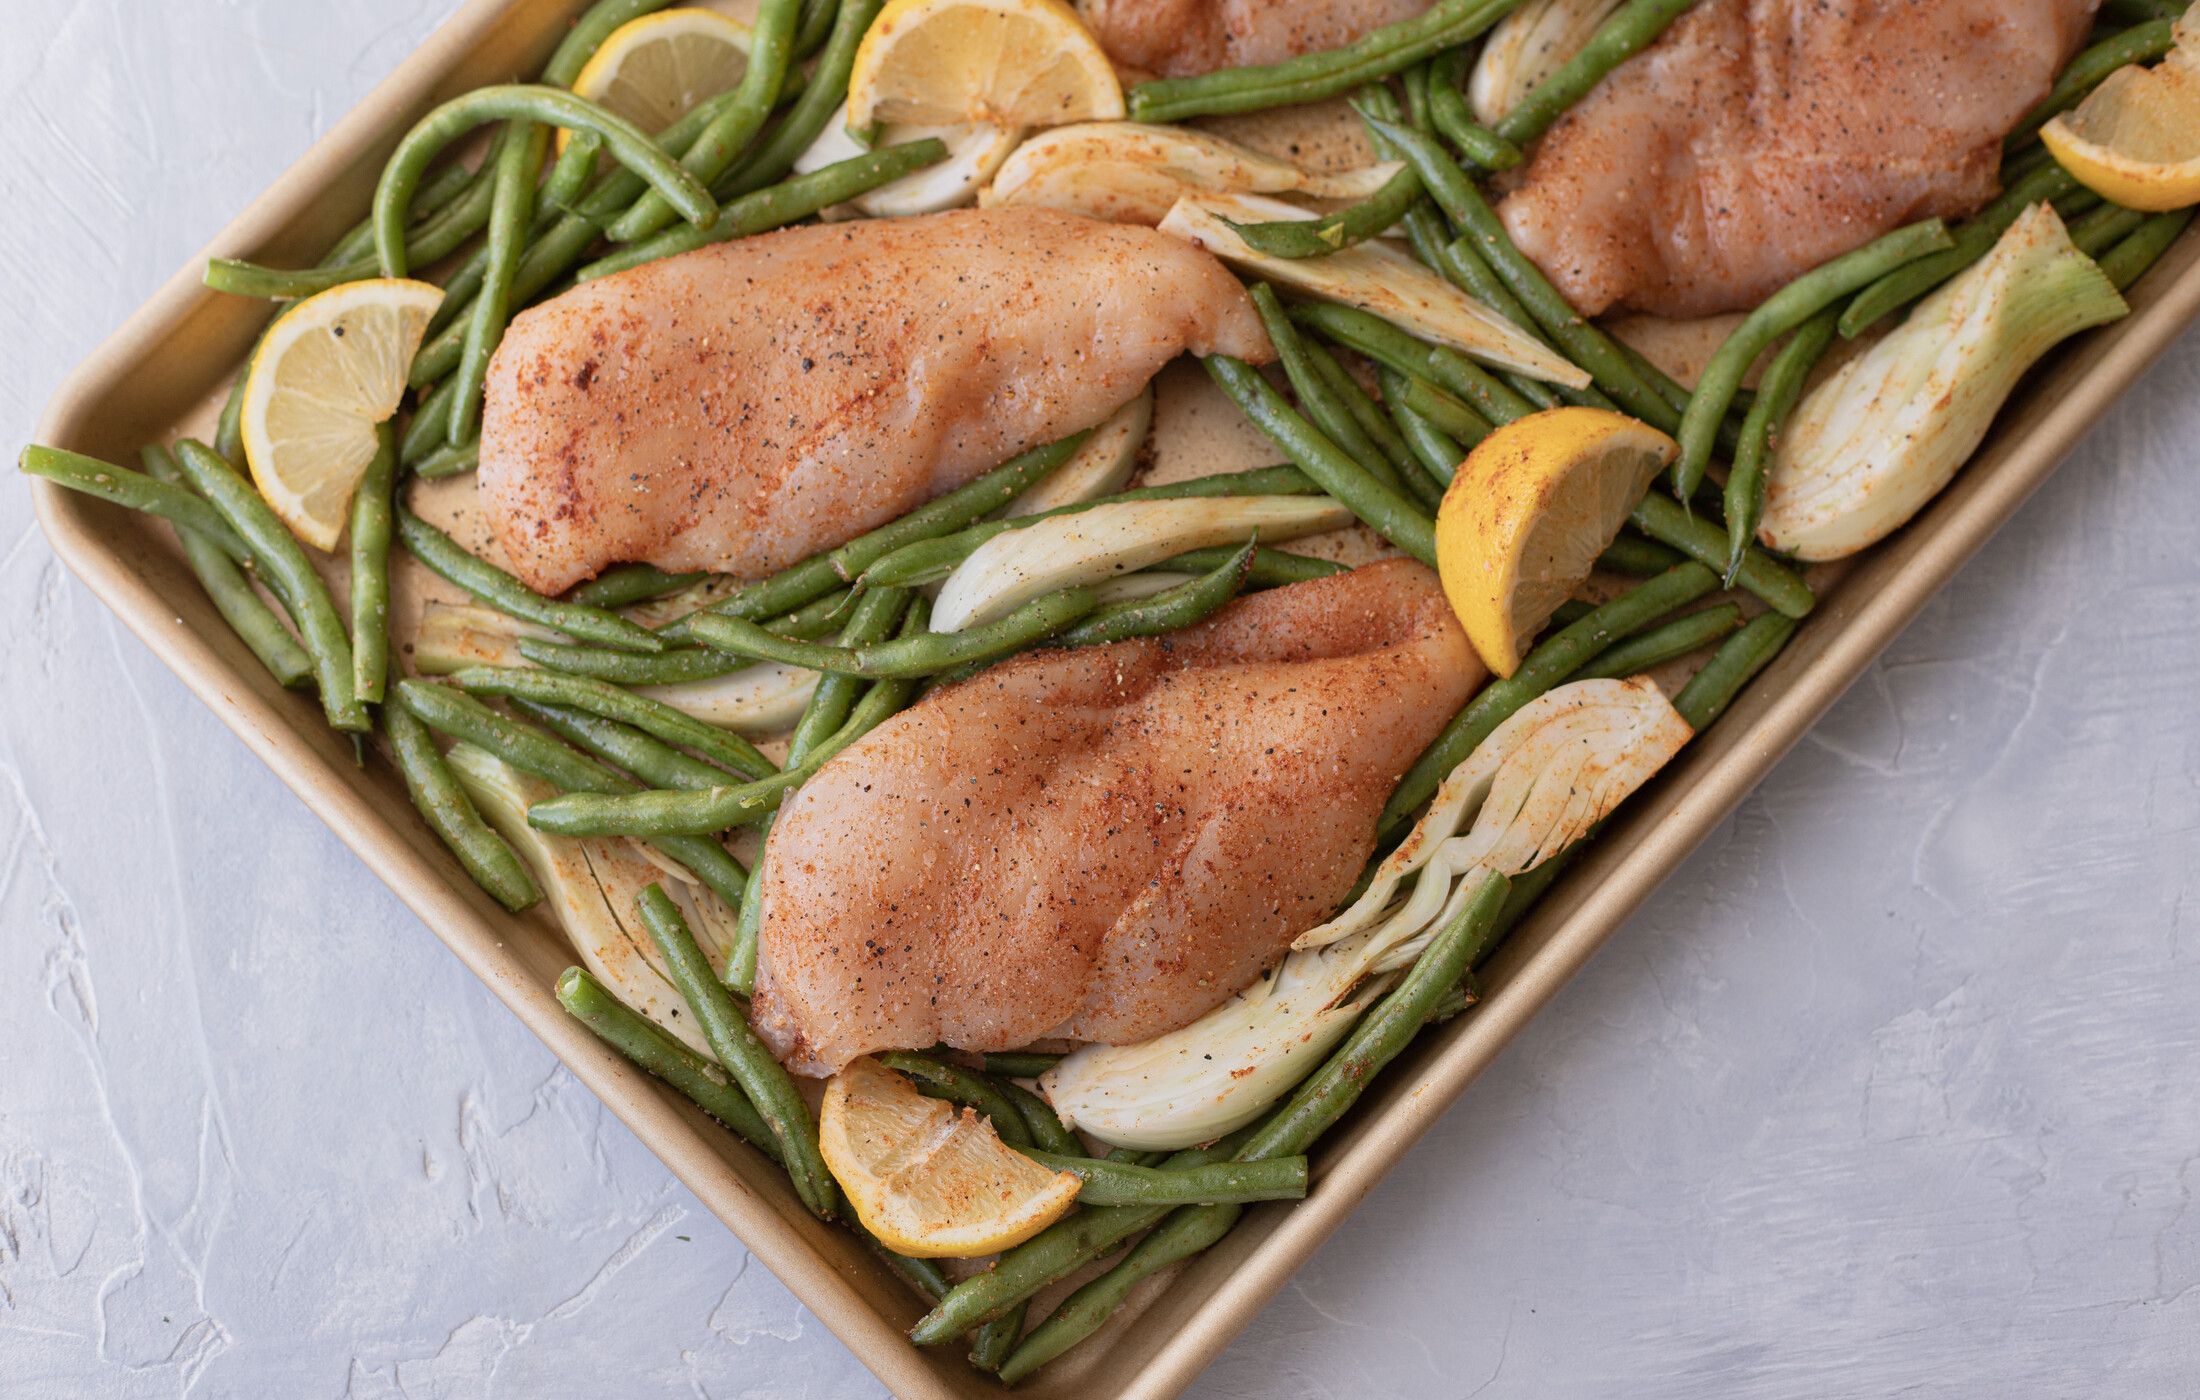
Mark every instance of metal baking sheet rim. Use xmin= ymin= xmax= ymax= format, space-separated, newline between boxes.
xmin=27 ymin=2 xmax=2200 ymax=1395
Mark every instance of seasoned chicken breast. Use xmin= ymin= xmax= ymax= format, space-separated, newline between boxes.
xmin=750 ymin=560 xmax=1481 ymax=1076
xmin=1079 ymin=0 xmax=1431 ymax=78
xmin=1498 ymin=0 xmax=2098 ymax=319
xmin=476 ymin=208 xmax=1271 ymax=595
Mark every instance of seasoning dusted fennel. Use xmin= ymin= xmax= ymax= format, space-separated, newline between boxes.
xmin=981 ymin=121 xmax=1402 ymax=226
xmin=1041 ymin=677 xmax=1693 ymax=1150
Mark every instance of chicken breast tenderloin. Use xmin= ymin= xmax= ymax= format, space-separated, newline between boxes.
xmin=476 ymin=207 xmax=1272 ymax=595
xmin=750 ymin=560 xmax=1482 ymax=1077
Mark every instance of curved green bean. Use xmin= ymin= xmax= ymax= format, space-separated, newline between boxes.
xmin=1724 ymin=306 xmax=1839 ymax=583
xmin=1842 ymin=162 xmax=2080 ymax=338
xmin=2008 ymin=19 xmax=2178 ymax=149
xmin=412 ymin=437 xmax=480 ymax=481
xmin=375 ymin=85 xmax=716 ymax=278
xmin=349 ymin=424 xmax=399 ymax=703
xmin=878 ymin=1052 xmax=1035 ymax=1149
xmin=2100 ymin=209 xmax=2195 ymax=292
xmin=386 ymin=697 xmax=541 ymax=910
xmin=1676 ymin=219 xmax=1953 ymax=499
xmin=985 ymin=1051 xmax=1061 ymax=1078
xmin=584 ymin=138 xmax=954 ymax=278
xmin=172 ymin=440 xmax=366 ymax=731
xmin=1228 ymin=163 xmax=1423 ymax=258
xmin=1290 ymin=299 xmax=1534 ymax=426
xmin=1629 ymin=490 xmax=1814 ymax=620
xmin=1380 ymin=563 xmax=1719 ymax=837
xmin=1491 ymin=0 xmax=1696 ymax=146
xmin=719 ymin=0 xmax=886 ymax=196
xmin=22 ymin=444 xmax=252 ymax=561
xmin=999 ymin=1081 xmax=1083 ymax=1158
xmin=556 ymin=965 xmax=780 ymax=1156
xmin=637 ymin=883 xmax=838 ymax=1219
xmin=568 ymin=563 xmax=709 ymax=609
xmin=203 ymin=159 xmax=483 ymax=300
xmin=1426 ymin=47 xmax=1522 ymax=170
xmin=1249 ymin=285 xmax=1410 ymax=496
xmin=446 ymin=665 xmax=775 ymax=781
xmin=1050 ymin=540 xmax=1255 ymax=650
xmin=395 ymin=507 xmax=668 ymax=654
xmin=1573 ymin=602 xmax=1744 ymax=681
xmin=1205 ymin=355 xmax=1438 ymax=566
xmin=1024 ymin=1152 xmax=1309 ymax=1208
xmin=136 ymin=444 xmax=311 ymax=688
xmin=684 ymin=586 xmax=1099 ymax=678
xmin=1672 ymin=611 xmax=1798 ymax=730
xmin=1160 ymin=544 xmax=1344 ymax=587
xmin=604 ymin=0 xmax=799 ymax=243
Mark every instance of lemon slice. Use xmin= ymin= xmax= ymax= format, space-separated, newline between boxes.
xmin=2040 ymin=17 xmax=2200 ymax=213
xmin=819 ymin=1055 xmax=1081 ymax=1258
xmin=564 ymin=8 xmax=754 ymax=154
xmin=847 ymin=0 xmax=1125 ymax=130
xmin=240 ymin=278 xmax=443 ymax=550
xmin=1434 ymin=407 xmax=1674 ymax=677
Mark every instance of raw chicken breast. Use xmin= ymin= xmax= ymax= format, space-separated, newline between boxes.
xmin=1079 ymin=0 xmax=1431 ymax=78
xmin=476 ymin=207 xmax=1271 ymax=594
xmin=751 ymin=560 xmax=1481 ymax=1076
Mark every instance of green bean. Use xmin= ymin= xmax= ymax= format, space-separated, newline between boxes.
xmin=556 ymin=966 xmax=780 ymax=1156
xmin=568 ymin=563 xmax=709 ymax=609
xmin=1024 ymin=1152 xmax=1309 ymax=1208
xmin=730 ymin=587 xmax=914 ymax=992
xmin=1724 ymin=306 xmax=1839 ymax=583
xmin=349 ymin=424 xmax=399 ymax=703
xmin=214 ymin=346 xmax=254 ymax=466
xmin=1573 ymin=603 xmax=1743 ymax=681
xmin=135 ymin=445 xmax=311 ymax=688
xmin=1124 ymin=0 xmax=1521 ymax=123
xmin=401 ymin=378 xmax=460 ymax=466
xmin=1229 ymin=164 xmax=1423 ymax=258
xmin=985 ymin=1051 xmax=1062 ymax=1078
xmin=1379 ymin=563 xmax=1719 ymax=837
xmin=999 ymin=1081 xmax=1083 ymax=1157
xmin=1396 ymin=371 xmax=1494 ymax=446
xmin=1378 ymin=365 xmax=1469 ymax=483
xmin=1842 ymin=162 xmax=2081 ymax=337
xmin=412 ymin=437 xmax=479 ymax=481
xmin=2008 ymin=19 xmax=2178 ymax=150
xmin=1629 ymin=491 xmax=1814 ymax=620
xmin=996 ymin=1191 xmax=1240 ymax=1384
xmin=1491 ymin=0 xmax=1695 ymax=146
xmin=1303 ymin=339 xmax=1428 ymax=492
xmin=1292 ymin=299 xmax=1535 ymax=426
xmin=2100 ymin=209 xmax=2195 ymax=292
xmin=376 ymin=86 xmax=716 ymax=278
xmin=636 ymin=884 xmax=837 ymax=1218
xmin=1160 ymin=545 xmax=1345 ymax=586
xmin=21 ymin=445 xmax=251 ymax=562
xmin=660 ymin=434 xmax=1083 ymax=636
xmin=2102 ymin=0 xmax=2185 ymax=20
xmin=1675 ymin=219 xmax=1952 ymax=500
xmin=1249 ymin=285 xmax=1411 ymax=494
xmin=1050 ymin=540 xmax=1254 ymax=649
xmin=395 ymin=507 xmax=669 ymax=654
xmin=1426 ymin=47 xmax=1521 ymax=170
xmin=386 ymin=695 xmax=540 ymax=910
xmin=1596 ymin=530 xmax=1686 ymax=576
xmin=1546 ymin=598 xmax=1597 ymax=631
xmin=171 ymin=440 xmax=367 ymax=732
xmin=878 ymin=1052 xmax=1034 ymax=1149
xmin=536 ymin=133 xmax=604 ymax=216
xmin=507 ymin=700 xmax=744 ymax=792
xmin=1672 ymin=612 xmax=1798 ymax=731
xmin=395 ymin=680 xmax=751 ymax=909
xmin=1205 ymin=355 xmax=1438 ymax=566
xmin=906 ymin=1128 xmax=1258 ymax=1343
xmin=685 ymin=586 xmax=1099 ymax=679
xmin=855 ymin=464 xmax=1313 ymax=589
xmin=446 ymin=665 xmax=776 ymax=780
xmin=582 ymin=138 xmax=951 ymax=279
xmin=517 ymin=639 xmax=753 ymax=685
xmin=763 ymin=588 xmax=859 ymax=638
xmin=792 ymin=0 xmax=838 ymax=57
xmin=719 ymin=0 xmax=886 ymax=196
xmin=2070 ymin=203 xmax=2150 ymax=259
xmin=1362 ymin=114 xmax=1689 ymax=431
xmin=604 ymin=0 xmax=800 ymax=243
xmin=446 ymin=119 xmax=548 ymax=445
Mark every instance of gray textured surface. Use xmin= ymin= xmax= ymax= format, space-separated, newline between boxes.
xmin=4 ymin=3 xmax=2197 ymax=1396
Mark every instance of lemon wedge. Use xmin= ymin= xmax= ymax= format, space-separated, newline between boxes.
xmin=819 ymin=1055 xmax=1080 ymax=1258
xmin=239 ymin=278 xmax=442 ymax=550
xmin=564 ymin=9 xmax=753 ymax=155
xmin=1434 ymin=407 xmax=1673 ymax=677
xmin=2040 ymin=14 xmax=2200 ymax=213
xmin=847 ymin=0 xmax=1125 ymax=130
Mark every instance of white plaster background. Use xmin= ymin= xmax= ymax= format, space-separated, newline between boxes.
xmin=2 ymin=2 xmax=2196 ymax=1396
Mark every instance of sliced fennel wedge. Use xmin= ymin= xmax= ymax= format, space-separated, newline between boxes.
xmin=930 ymin=495 xmax=1353 ymax=633
xmin=982 ymin=121 xmax=1399 ymax=226
xmin=448 ymin=743 xmax=736 ymax=1056
xmin=414 ymin=603 xmax=557 ymax=673
xmin=1041 ymin=678 xmax=1690 ymax=1149
xmin=1469 ymin=0 xmax=1627 ymax=124
xmin=1002 ymin=388 xmax=1152 ymax=517
xmin=1159 ymin=191 xmax=1591 ymax=388
xmin=793 ymin=99 xmax=1022 ymax=218
xmin=1760 ymin=204 xmax=2127 ymax=561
